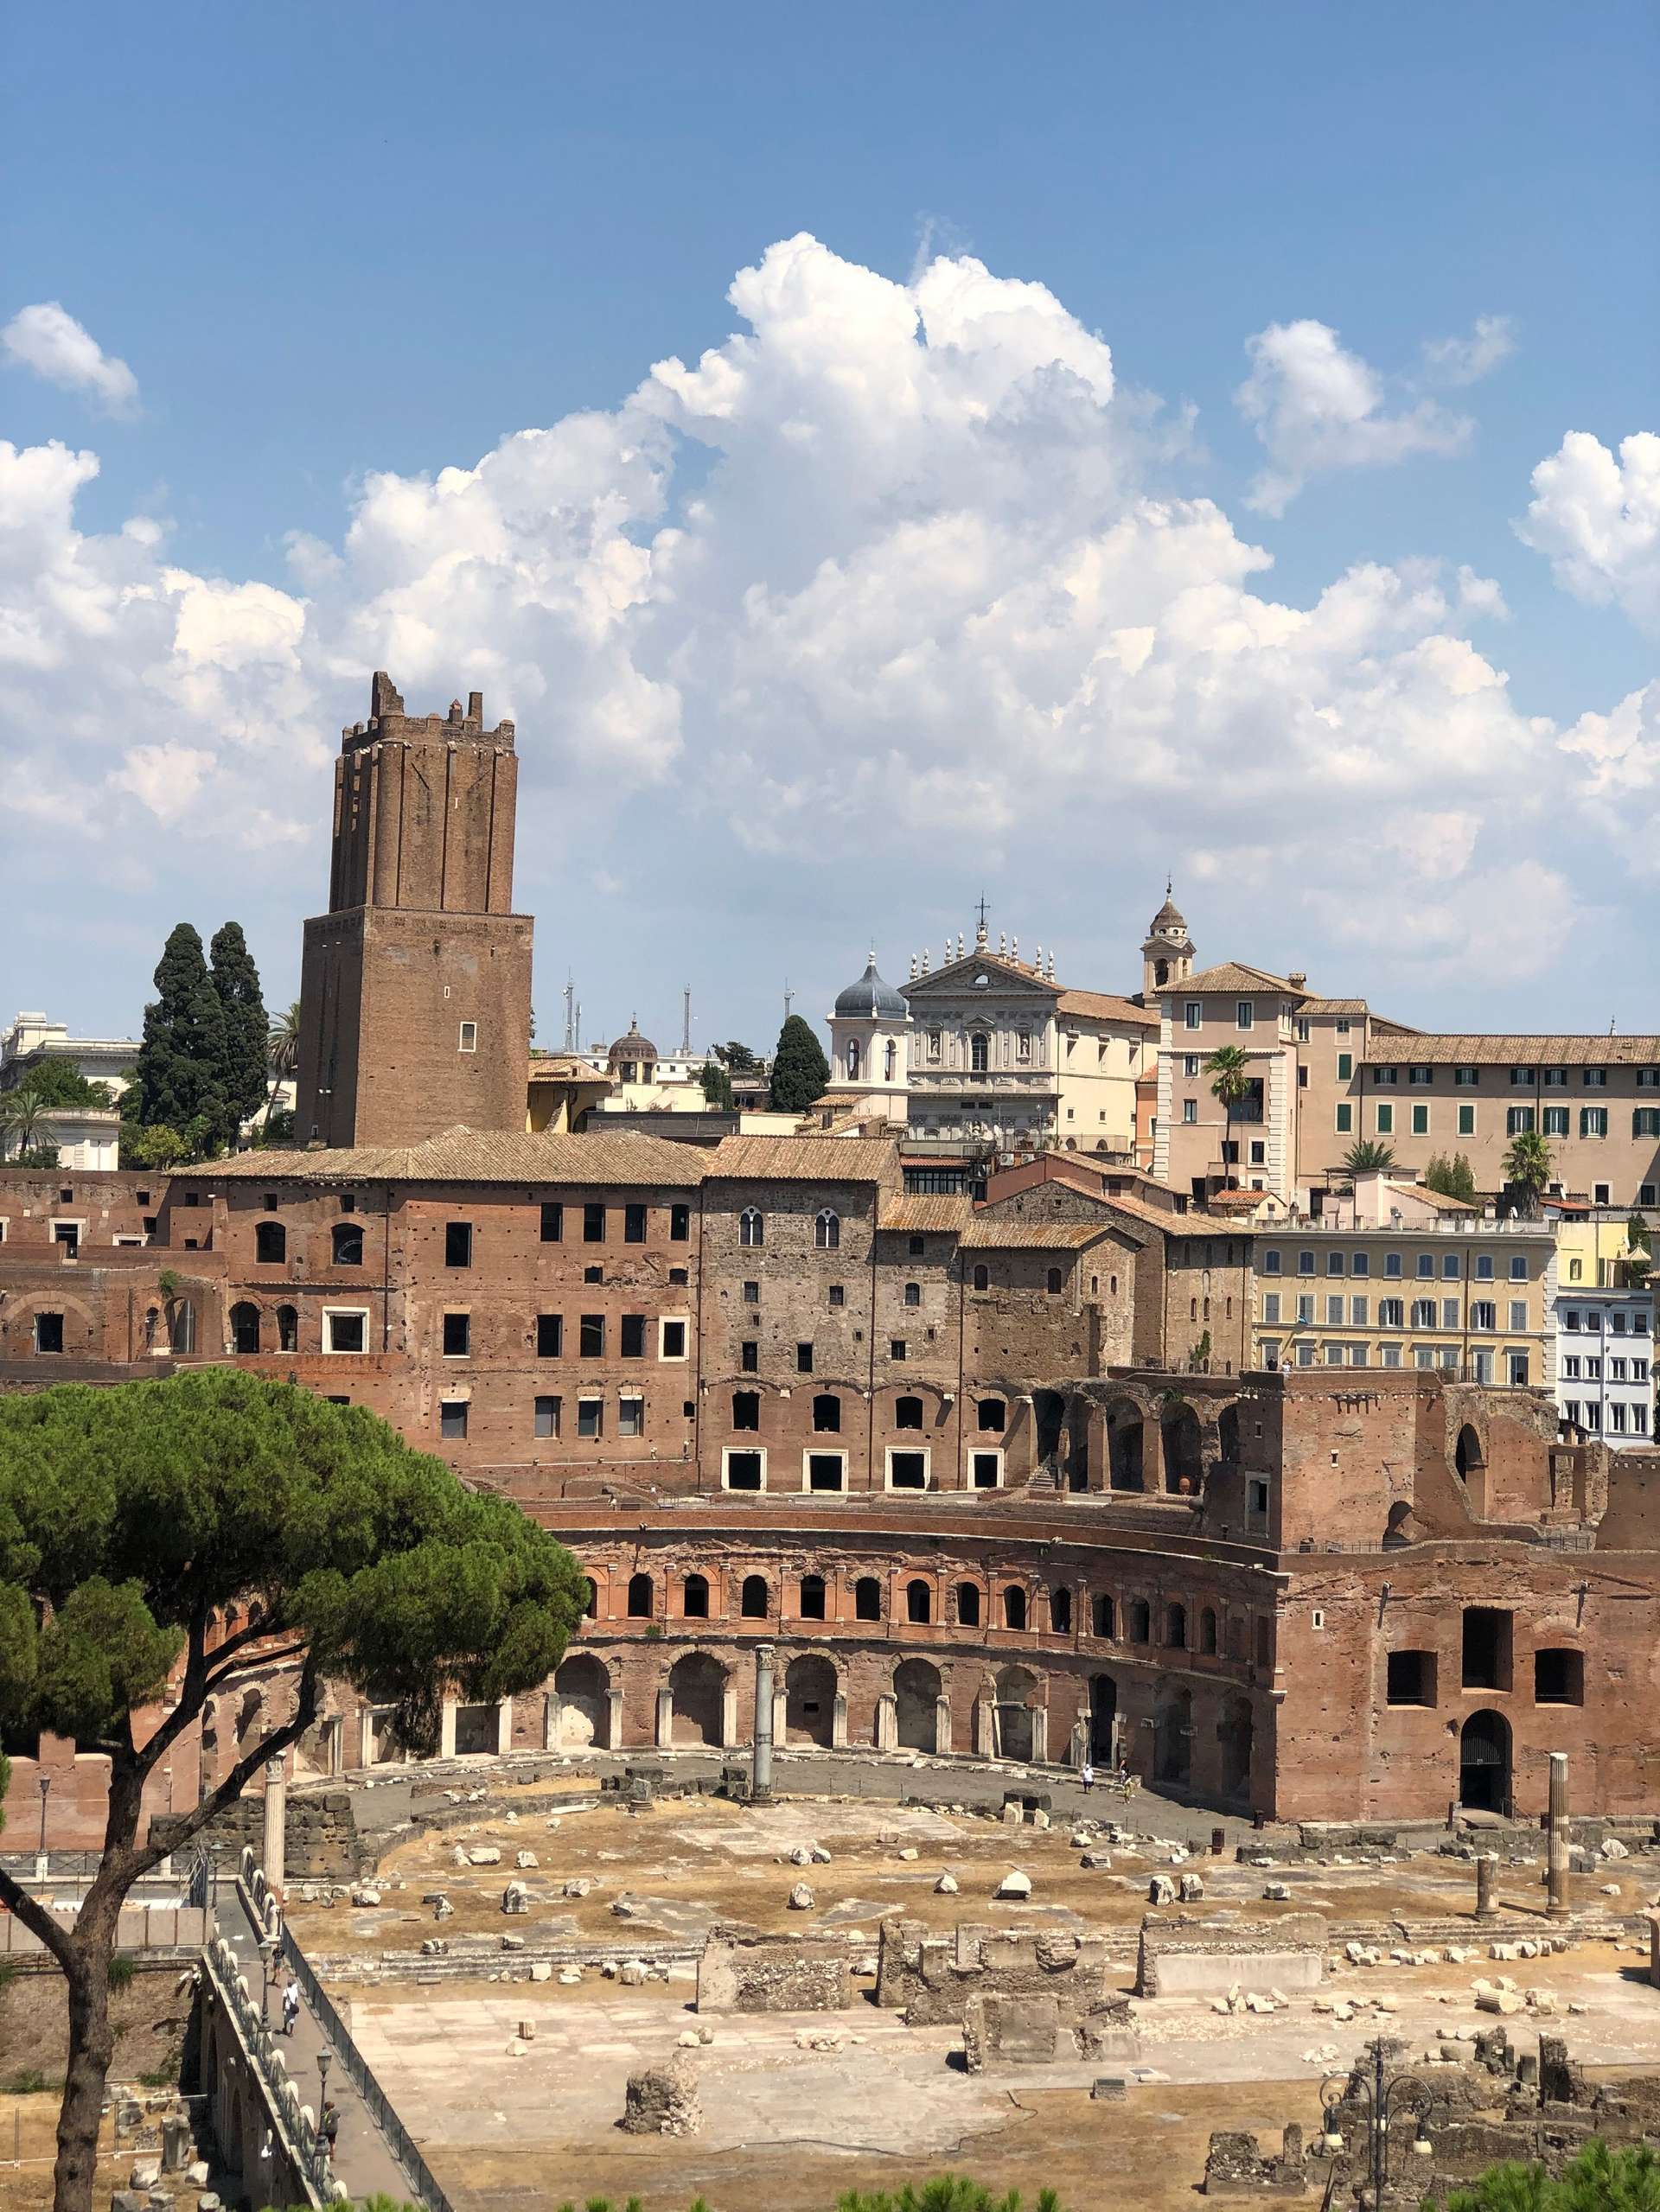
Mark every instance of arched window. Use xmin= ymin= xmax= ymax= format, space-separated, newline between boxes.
xmin=1127 ymin=1598 xmax=1151 ymax=1645
xmin=970 ymin=1033 xmax=989 ymax=1073
xmin=812 ymin=1393 xmax=841 ymax=1433
xmin=815 ymin=1208 xmax=840 ymax=1250
xmin=684 ymin=1572 xmax=710 ymax=1619
xmin=884 ymin=1039 xmax=897 ymax=1082
xmin=1154 ymin=958 xmax=1169 ymax=986
xmin=1091 ymin=1593 xmax=1115 ymax=1640
xmin=1166 ymin=1603 xmax=1188 ymax=1649
xmin=799 ymin=1574 xmax=827 ymax=1621
xmin=1002 ymin=1587 xmax=1028 ymax=1631
xmin=741 ymin=1574 xmax=769 ymax=1619
xmin=332 ymin=1221 xmax=363 ymax=1266
xmin=847 ymin=1039 xmax=861 ymax=1081
xmin=255 ymin=1221 xmax=285 ymax=1265
xmin=1046 ymin=1266 xmax=1063 ymax=1295
xmin=229 ymin=1302 xmax=260 ymax=1355
xmin=854 ymin=1576 xmax=881 ymax=1622
xmin=627 ymin=1572 xmax=653 ymax=1618
xmin=972 ymin=1263 xmax=990 ymax=1291
xmin=906 ymin=1579 xmax=932 ymax=1624
xmin=739 ymin=1207 xmax=763 ymax=1247
xmin=895 ymin=1394 xmax=923 ymax=1430
xmin=1050 ymin=1588 xmax=1072 ymax=1635
xmin=977 ymin=1399 xmax=1006 ymax=1432
xmin=582 ymin=1577 xmax=598 ymax=1618
xmin=731 ymin=1390 xmax=760 ymax=1431
xmin=1199 ymin=1606 xmax=1218 ymax=1654
xmin=956 ymin=1581 xmax=981 ymax=1627
xmin=276 ymin=1304 xmax=298 ymax=1353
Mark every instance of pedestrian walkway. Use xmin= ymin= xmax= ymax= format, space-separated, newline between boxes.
xmin=218 ymin=1877 xmax=418 ymax=2206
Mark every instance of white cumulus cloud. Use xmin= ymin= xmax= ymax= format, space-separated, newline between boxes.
xmin=2 ymin=302 xmax=138 ymax=416
xmin=1422 ymin=315 xmax=1516 ymax=387
xmin=1518 ymin=430 xmax=1660 ymax=636
xmin=1236 ymin=318 xmax=1472 ymax=514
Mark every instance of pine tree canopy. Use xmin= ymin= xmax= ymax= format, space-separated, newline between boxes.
xmin=769 ymin=1014 xmax=831 ymax=1112
xmin=209 ymin=921 xmax=270 ymax=1140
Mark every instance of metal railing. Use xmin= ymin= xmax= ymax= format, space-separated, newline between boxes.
xmin=202 ymin=1901 xmax=330 ymax=2209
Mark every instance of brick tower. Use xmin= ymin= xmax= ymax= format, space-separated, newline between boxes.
xmin=296 ymin=672 xmax=534 ymax=1148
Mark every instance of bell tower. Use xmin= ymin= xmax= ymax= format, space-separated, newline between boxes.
xmin=1140 ymin=883 xmax=1195 ymax=1000
xmin=296 ymin=673 xmax=534 ymax=1148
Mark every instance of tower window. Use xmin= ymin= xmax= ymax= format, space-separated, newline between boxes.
xmin=584 ymin=1202 xmax=605 ymax=1243
xmin=457 ymin=1022 xmax=477 ymax=1052
xmin=444 ymin=1221 xmax=473 ymax=1268
xmin=255 ymin=1221 xmax=286 ymax=1265
xmin=540 ymin=1202 xmax=564 ymax=1243
xmin=331 ymin=1222 xmax=364 ymax=1266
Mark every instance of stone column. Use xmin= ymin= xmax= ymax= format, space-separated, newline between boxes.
xmin=1646 ymin=1910 xmax=1660 ymax=1992
xmin=495 ymin=1697 xmax=514 ymax=1756
xmin=542 ymin=1693 xmax=562 ymax=1752
xmin=935 ymin=1697 xmax=954 ymax=1756
xmin=1547 ymin=1752 xmax=1570 ymax=1920
xmin=1069 ymin=1716 xmax=1090 ymax=1769
xmin=974 ymin=1696 xmax=996 ymax=1760
xmin=771 ymin=1683 xmax=788 ymax=1760
xmin=438 ymin=1699 xmax=458 ymax=1759
xmin=1475 ymin=1853 xmax=1498 ymax=1922
xmin=606 ymin=1687 xmax=625 ymax=1751
xmin=832 ymin=1692 xmax=849 ymax=1750
xmin=1030 ymin=1705 xmax=1049 ymax=1766
xmin=752 ymin=1644 xmax=776 ymax=1802
xmin=875 ymin=1692 xmax=898 ymax=1752
xmin=357 ymin=1708 xmax=375 ymax=1769
xmin=655 ymin=1685 xmax=674 ymax=1750
xmin=720 ymin=1681 xmax=738 ymax=1750
xmin=262 ymin=1756 xmax=286 ymax=1898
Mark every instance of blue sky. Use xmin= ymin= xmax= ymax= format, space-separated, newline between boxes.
xmin=3 ymin=1 xmax=1657 ymax=1054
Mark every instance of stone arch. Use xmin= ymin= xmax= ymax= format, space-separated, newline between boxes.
xmin=668 ymin=1652 xmax=725 ymax=1747
xmin=1126 ymin=1597 xmax=1151 ymax=1645
xmin=1198 ymin=1605 xmax=1218 ymax=1655
xmin=786 ymin=1654 xmax=837 ymax=1748
xmin=740 ymin=1573 xmax=770 ymax=1619
xmin=1155 ymin=1683 xmax=1193 ymax=1787
xmin=228 ymin=1301 xmax=261 ymax=1355
xmin=994 ymin=1664 xmax=1040 ymax=1763
xmin=1165 ymin=1601 xmax=1188 ymax=1650
xmin=275 ymin=1303 xmax=298 ymax=1352
xmin=1089 ymin=1672 xmax=1119 ymax=1763
xmin=1454 ymin=1423 xmax=1485 ymax=1481
xmin=1161 ymin=1402 xmax=1203 ymax=1494
xmin=1106 ymin=1398 xmax=1145 ymax=1491
xmin=955 ymin=1580 xmax=981 ymax=1627
xmin=894 ymin=1657 xmax=942 ymax=1751
xmin=1459 ymin=1708 xmax=1511 ymax=1814
xmin=554 ymin=1653 xmax=610 ymax=1749
xmin=627 ymin=1571 xmax=654 ymax=1618
xmin=1218 ymin=1692 xmax=1254 ymax=1801
xmin=1218 ymin=1405 xmax=1241 ymax=1465
xmin=905 ymin=1578 xmax=933 ymax=1625
xmin=683 ymin=1571 xmax=711 ymax=1620
xmin=1001 ymin=1585 xmax=1028 ymax=1631
xmin=1033 ymin=1387 xmax=1067 ymax=1469
xmin=853 ymin=1576 xmax=882 ymax=1622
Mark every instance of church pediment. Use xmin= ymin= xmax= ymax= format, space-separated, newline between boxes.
xmin=903 ymin=953 xmax=1058 ymax=1004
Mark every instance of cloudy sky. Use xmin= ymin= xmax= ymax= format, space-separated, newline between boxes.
xmin=3 ymin=2 xmax=1656 ymax=1056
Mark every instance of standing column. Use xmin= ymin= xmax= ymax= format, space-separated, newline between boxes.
xmin=1475 ymin=1852 xmax=1497 ymax=1922
xmin=262 ymin=1755 xmax=286 ymax=1899
xmin=752 ymin=1644 xmax=776 ymax=1803
xmin=1547 ymin=1752 xmax=1570 ymax=1921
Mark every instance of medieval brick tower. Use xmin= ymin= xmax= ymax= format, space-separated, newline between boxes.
xmin=295 ymin=672 xmax=533 ymax=1149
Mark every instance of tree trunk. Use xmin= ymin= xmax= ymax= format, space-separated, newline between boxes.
xmin=53 ymin=1918 xmax=117 ymax=2212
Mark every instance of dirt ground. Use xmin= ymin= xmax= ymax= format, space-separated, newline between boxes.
xmin=0 ymin=2095 xmax=214 ymax=2212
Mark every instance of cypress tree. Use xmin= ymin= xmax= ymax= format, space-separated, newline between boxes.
xmin=131 ymin=924 xmax=231 ymax=1152
xmin=209 ymin=921 xmax=269 ymax=1144
xmin=769 ymin=1013 xmax=831 ymax=1112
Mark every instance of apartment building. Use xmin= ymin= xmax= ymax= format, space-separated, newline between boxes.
xmin=1554 ymin=1285 xmax=1655 ymax=1446
xmin=1253 ymin=1218 xmax=1555 ymax=1383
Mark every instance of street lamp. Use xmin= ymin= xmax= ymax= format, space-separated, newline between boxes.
xmin=1319 ymin=2038 xmax=1433 ymax=2206
xmin=37 ymin=1775 xmax=50 ymax=1858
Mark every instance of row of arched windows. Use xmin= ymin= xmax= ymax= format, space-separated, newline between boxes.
xmin=726 ymin=1391 xmax=1007 ymax=1433
xmin=230 ymin=1302 xmax=299 ymax=1355
xmin=739 ymin=1208 xmax=840 ymax=1250
xmin=256 ymin=1221 xmax=362 ymax=1267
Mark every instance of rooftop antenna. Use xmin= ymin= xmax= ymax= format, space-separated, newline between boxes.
xmin=562 ymin=974 xmax=576 ymax=1053
xmin=783 ymin=979 xmax=794 ymax=1019
xmin=681 ymin=986 xmax=692 ymax=1056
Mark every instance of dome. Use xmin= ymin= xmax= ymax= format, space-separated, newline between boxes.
xmin=833 ymin=953 xmax=906 ymax=1020
xmin=1146 ymin=883 xmax=1190 ymax=940
xmin=607 ymin=1017 xmax=658 ymax=1069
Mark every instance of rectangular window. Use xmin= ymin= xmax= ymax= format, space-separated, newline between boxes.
xmin=1635 ymin=1110 xmax=1660 ymax=1139
xmin=1379 ymin=1298 xmax=1404 ymax=1328
xmin=1471 ymin=1300 xmax=1496 ymax=1331
xmin=1298 ymin=1249 xmax=1315 ymax=1274
xmin=1182 ymin=1098 xmax=1197 ymax=1124
xmin=1262 ymin=1292 xmax=1281 ymax=1323
xmin=1411 ymin=1103 xmax=1428 ymax=1135
xmin=886 ymin=1449 xmax=929 ymax=1490
xmin=1581 ymin=1106 xmax=1608 ymax=1138
xmin=889 ymin=1338 xmax=907 ymax=1361
xmin=1583 ymin=1067 xmax=1607 ymax=1087
xmin=457 ymin=1022 xmax=477 ymax=1053
xmin=1296 ymin=1342 xmax=1315 ymax=1366
xmin=1381 ymin=1342 xmax=1401 ymax=1367
xmin=624 ymin=1202 xmax=647 ymax=1244
xmin=34 ymin=1312 xmax=65 ymax=1354
xmin=1462 ymin=1608 xmax=1513 ymax=1691
xmin=1249 ymin=1139 xmax=1266 ymax=1165
xmin=537 ymin=1313 xmax=562 ymax=1357
xmin=1455 ymin=1066 xmax=1478 ymax=1086
xmin=1374 ymin=1066 xmax=1399 ymax=1086
xmin=741 ymin=1339 xmax=757 ymax=1372
xmin=439 ymin=1399 xmax=469 ymax=1440
xmin=323 ymin=1308 xmax=367 ymax=1354
xmin=441 ymin=1311 xmax=470 ymax=1357
xmin=1507 ymin=1350 xmax=1529 ymax=1386
xmin=1184 ymin=1002 xmax=1203 ymax=1031
xmin=1441 ymin=1297 xmax=1459 ymax=1329
xmin=1510 ymin=1300 xmax=1528 ymax=1331
xmin=1337 ymin=1051 xmax=1353 ymax=1081
xmin=1324 ymin=1342 xmax=1344 ymax=1366
xmin=1387 ymin=1650 xmax=1436 ymax=1706
xmin=971 ymin=1450 xmax=1003 ymax=1490
xmin=1543 ymin=1105 xmax=1569 ymax=1137
xmin=618 ymin=1396 xmax=644 ymax=1437
xmin=1409 ymin=1065 xmax=1433 ymax=1086
xmin=1510 ymin=1067 xmax=1535 ymax=1087
xmin=744 ymin=1279 xmax=759 ymax=1303
xmin=1236 ymin=1001 xmax=1255 ymax=1030
xmin=444 ymin=1221 xmax=473 ymax=1267
xmin=579 ymin=1314 xmax=604 ymax=1357
xmin=534 ymin=1395 xmax=560 ymax=1438
xmin=583 ymin=1202 xmax=606 ymax=1242
xmin=1183 ymin=1053 xmax=1201 ymax=1078
xmin=805 ymin=1451 xmax=846 ymax=1493
xmin=1411 ymin=1299 xmax=1436 ymax=1329
xmin=1375 ymin=1103 xmax=1394 ymax=1135
xmin=1327 ymin=1250 xmax=1345 ymax=1275
xmin=1350 ymin=1296 xmax=1369 ymax=1325
xmin=540 ymin=1201 xmax=564 ymax=1243
xmin=1263 ymin=1248 xmax=1282 ymax=1274
xmin=1335 ymin=1103 xmax=1353 ymax=1135
xmin=1507 ymin=1106 xmax=1535 ymax=1136
xmin=1350 ymin=1251 xmax=1370 ymax=1277
xmin=620 ymin=1314 xmax=646 ymax=1357
xmin=1325 ymin=1294 xmax=1344 ymax=1324
xmin=1543 ymin=1067 xmax=1567 ymax=1087
xmin=1458 ymin=1104 xmax=1475 ymax=1136
xmin=578 ymin=1398 xmax=603 ymax=1439
xmin=660 ymin=1318 xmax=688 ymax=1361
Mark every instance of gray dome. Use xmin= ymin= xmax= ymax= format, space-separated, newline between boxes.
xmin=834 ymin=955 xmax=906 ymax=1020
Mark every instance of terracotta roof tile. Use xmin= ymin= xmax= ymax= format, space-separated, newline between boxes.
xmin=961 ymin=1219 xmax=1110 ymax=1249
xmin=878 ymin=1195 xmax=972 ymax=1233
xmin=1376 ymin=1036 xmax=1660 ymax=1067
xmin=179 ymin=1126 xmax=702 ymax=1187
xmin=1165 ymin=961 xmax=1304 ymax=997
xmin=707 ymin=1135 xmax=900 ymax=1182
xmin=1054 ymin=989 xmax=1159 ymax=1028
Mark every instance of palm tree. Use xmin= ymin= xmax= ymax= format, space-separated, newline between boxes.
xmin=0 ymin=1068 xmax=54 ymax=1159
xmin=1343 ymin=1139 xmax=1396 ymax=1175
xmin=1503 ymin=1129 xmax=1553 ymax=1216
xmin=1204 ymin=1044 xmax=1251 ymax=1188
xmin=266 ymin=999 xmax=301 ymax=1118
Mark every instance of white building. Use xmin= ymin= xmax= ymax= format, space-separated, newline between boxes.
xmin=1 ymin=1010 xmax=132 ymax=1170
xmin=1555 ymin=1285 xmax=1655 ymax=1447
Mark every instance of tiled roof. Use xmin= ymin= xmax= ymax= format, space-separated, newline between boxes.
xmin=180 ymin=1126 xmax=702 ymax=1187
xmin=1168 ymin=961 xmax=1304 ymax=997
xmin=706 ymin=1135 xmax=899 ymax=1182
xmin=878 ymin=1195 xmax=973 ymax=1233
xmin=1054 ymin=989 xmax=1159 ymax=1028
xmin=1376 ymin=1036 xmax=1660 ymax=1066
xmin=1299 ymin=998 xmax=1370 ymax=1017
xmin=961 ymin=1219 xmax=1110 ymax=1249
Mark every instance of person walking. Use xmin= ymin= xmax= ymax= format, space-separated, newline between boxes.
xmin=321 ymin=2100 xmax=341 ymax=2160
xmin=281 ymin=1976 xmax=301 ymax=2037
xmin=1080 ymin=1760 xmax=1095 ymax=1795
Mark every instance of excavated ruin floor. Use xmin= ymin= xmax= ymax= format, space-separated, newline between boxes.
xmin=281 ymin=1771 xmax=1660 ymax=2210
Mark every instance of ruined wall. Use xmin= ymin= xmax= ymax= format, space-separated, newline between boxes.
xmin=697 ymin=1931 xmax=852 ymax=2012
xmin=1134 ymin=1910 xmax=1327 ymax=1997
xmin=877 ymin=1920 xmax=1137 ymax=2066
